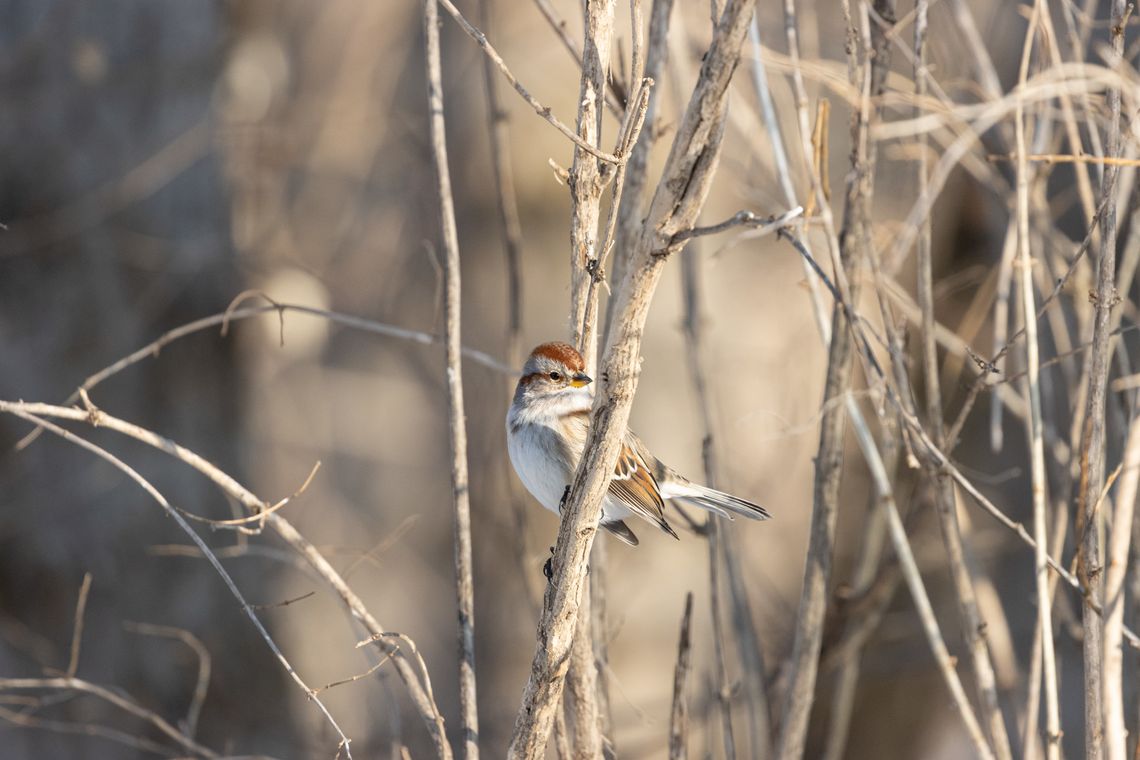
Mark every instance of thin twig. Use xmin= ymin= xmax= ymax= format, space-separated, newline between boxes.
xmin=606 ymin=0 xmax=676 ymax=339
xmin=1078 ymin=3 xmax=1126 ymax=757
xmin=424 ymin=1 xmax=478 ymax=756
xmin=0 ymin=677 xmax=218 ymax=758
xmin=15 ymin=300 xmax=512 ymax=452
xmin=1014 ymin=3 xmax=1062 ymax=750
xmin=1 ymin=414 xmax=346 ymax=756
xmin=681 ymin=235 xmax=770 ymax=759
xmin=65 ymin=573 xmax=93 ymax=679
xmin=989 ymin=153 xmax=1140 ymax=167
xmin=668 ymin=593 xmax=694 ymax=760
xmin=2 ymin=401 xmax=451 ymax=758
xmin=437 ymin=0 xmax=622 ymax=164
xmin=668 ymin=206 xmax=802 ymax=246
xmin=848 ymin=399 xmax=996 ymax=760
xmin=776 ymin=3 xmax=895 ymax=757
xmin=122 ymin=622 xmax=211 ymax=740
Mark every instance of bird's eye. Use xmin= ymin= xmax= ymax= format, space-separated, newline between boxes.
xmin=549 ymin=371 xmax=562 ymax=381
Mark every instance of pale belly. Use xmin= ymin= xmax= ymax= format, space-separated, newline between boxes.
xmin=507 ymin=422 xmax=633 ymax=524
xmin=507 ymin=422 xmax=574 ymax=514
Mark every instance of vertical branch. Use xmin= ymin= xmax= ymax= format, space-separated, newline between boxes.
xmin=668 ymin=593 xmax=695 ymax=760
xmin=820 ymin=446 xmax=891 ymax=760
xmin=478 ymin=0 xmax=542 ymax=618
xmin=424 ymin=2 xmax=478 ymax=756
xmin=478 ymin=0 xmax=524 ymax=370
xmin=566 ymin=582 xmax=603 ymax=758
xmin=1105 ymin=421 xmax=1140 ymax=760
xmin=569 ymin=0 xmax=617 ymax=364
xmin=606 ymin=0 xmax=675 ymax=339
xmin=66 ymin=572 xmax=94 ymax=678
xmin=682 ymin=241 xmax=771 ymax=759
xmin=508 ymin=2 xmax=758 ymax=754
xmin=1101 ymin=11 xmax=1132 ymax=760
xmin=907 ymin=3 xmax=1015 ymax=755
xmin=1014 ymin=4 xmax=1061 ymax=754
xmin=708 ymin=518 xmax=738 ymax=759
xmin=1079 ymin=2 xmax=1126 ymax=757
xmin=564 ymin=2 xmax=617 ymax=755
xmin=775 ymin=2 xmax=894 ymax=757
xmin=848 ymin=409 xmax=996 ymax=760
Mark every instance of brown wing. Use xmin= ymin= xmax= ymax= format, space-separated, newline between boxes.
xmin=609 ymin=433 xmax=678 ymax=539
xmin=562 ymin=412 xmax=678 ymax=538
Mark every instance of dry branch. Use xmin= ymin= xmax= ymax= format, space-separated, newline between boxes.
xmin=1013 ymin=4 xmax=1061 ymax=753
xmin=506 ymin=1 xmax=758 ymax=754
xmin=776 ymin=3 xmax=896 ymax=757
xmin=1078 ymin=2 xmax=1127 ymax=757
xmin=0 ymin=400 xmax=452 ymax=759
xmin=0 ymin=677 xmax=218 ymax=758
xmin=424 ymin=0 xmax=479 ymax=755
xmin=437 ymin=0 xmax=622 ymax=164
xmin=668 ymin=593 xmax=694 ymax=760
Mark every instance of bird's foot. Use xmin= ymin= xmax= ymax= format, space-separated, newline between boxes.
xmin=543 ymin=546 xmax=555 ymax=581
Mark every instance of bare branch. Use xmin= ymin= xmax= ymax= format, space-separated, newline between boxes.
xmin=1 ymin=401 xmax=452 ymax=758
xmin=65 ymin=573 xmax=93 ymax=679
xmin=2 ymin=409 xmax=355 ymax=757
xmin=667 ymin=593 xmax=693 ymax=760
xmin=122 ymin=622 xmax=212 ymax=740
xmin=424 ymin=0 xmax=479 ymax=755
xmin=437 ymin=0 xmax=623 ymax=164
xmin=1079 ymin=2 xmax=1127 ymax=756
xmin=507 ymin=1 xmax=759 ymax=754
xmin=0 ymin=677 xmax=218 ymax=758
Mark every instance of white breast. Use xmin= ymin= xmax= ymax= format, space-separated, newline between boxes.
xmin=507 ymin=421 xmax=575 ymax=514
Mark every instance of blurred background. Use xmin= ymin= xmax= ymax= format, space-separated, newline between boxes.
xmin=0 ymin=0 xmax=1131 ymax=758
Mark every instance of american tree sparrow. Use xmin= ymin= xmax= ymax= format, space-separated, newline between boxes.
xmin=506 ymin=342 xmax=769 ymax=545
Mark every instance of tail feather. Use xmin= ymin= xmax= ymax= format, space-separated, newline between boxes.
xmin=672 ymin=485 xmax=770 ymax=521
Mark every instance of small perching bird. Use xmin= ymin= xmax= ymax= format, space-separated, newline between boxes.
xmin=506 ymin=341 xmax=769 ymax=546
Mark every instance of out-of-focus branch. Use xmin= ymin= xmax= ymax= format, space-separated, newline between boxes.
xmin=1105 ymin=420 xmax=1140 ymax=760
xmin=14 ymin=300 xmax=513 ymax=452
xmin=1078 ymin=1 xmax=1126 ymax=756
xmin=681 ymin=236 xmax=771 ymax=760
xmin=848 ymin=406 xmax=996 ymax=760
xmin=437 ymin=0 xmax=622 ymax=164
xmin=65 ymin=573 xmax=93 ymax=679
xmin=775 ymin=3 xmax=894 ymax=757
xmin=0 ymin=677 xmax=219 ymax=759
xmin=506 ymin=1 xmax=758 ymax=754
xmin=424 ymin=1 xmax=478 ymax=756
xmin=529 ymin=0 xmax=624 ymax=115
xmin=0 ymin=400 xmax=453 ymax=759
xmin=1 ymin=409 xmax=351 ymax=757
xmin=607 ymin=0 xmax=675 ymax=339
xmin=1013 ymin=4 xmax=1060 ymax=755
xmin=477 ymin=0 xmax=541 ymax=618
xmin=122 ymin=622 xmax=212 ymax=741
xmin=668 ymin=593 xmax=694 ymax=760
xmin=1097 ymin=6 xmax=1129 ymax=759
xmin=775 ymin=229 xmax=1140 ymax=650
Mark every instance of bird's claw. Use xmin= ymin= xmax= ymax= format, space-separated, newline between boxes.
xmin=543 ymin=546 xmax=555 ymax=581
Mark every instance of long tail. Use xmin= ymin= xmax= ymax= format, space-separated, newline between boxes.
xmin=668 ymin=484 xmax=770 ymax=521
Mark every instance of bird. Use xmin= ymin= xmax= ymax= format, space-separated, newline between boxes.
xmin=506 ymin=341 xmax=769 ymax=546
